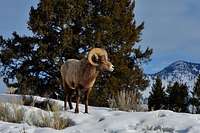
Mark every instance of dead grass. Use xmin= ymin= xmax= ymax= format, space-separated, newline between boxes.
xmin=108 ymin=90 xmax=145 ymax=112
xmin=0 ymin=102 xmax=24 ymax=123
xmin=36 ymin=111 xmax=74 ymax=130
xmin=0 ymin=102 xmax=74 ymax=130
xmin=6 ymin=87 xmax=17 ymax=94
xmin=22 ymin=96 xmax=62 ymax=112
xmin=52 ymin=112 xmax=74 ymax=130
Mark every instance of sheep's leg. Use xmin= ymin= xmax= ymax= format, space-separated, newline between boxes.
xmin=75 ymin=89 xmax=80 ymax=113
xmin=64 ymin=89 xmax=73 ymax=110
xmin=64 ymin=91 xmax=68 ymax=110
xmin=63 ymin=82 xmax=68 ymax=110
xmin=68 ymin=89 xmax=73 ymax=109
xmin=84 ymin=88 xmax=92 ymax=113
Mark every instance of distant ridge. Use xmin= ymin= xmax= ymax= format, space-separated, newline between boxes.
xmin=143 ymin=60 xmax=200 ymax=98
xmin=152 ymin=60 xmax=200 ymax=79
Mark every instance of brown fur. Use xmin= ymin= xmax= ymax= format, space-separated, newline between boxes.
xmin=61 ymin=59 xmax=99 ymax=89
xmin=61 ymin=51 xmax=114 ymax=113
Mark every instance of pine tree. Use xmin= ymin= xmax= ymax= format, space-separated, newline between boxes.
xmin=148 ymin=77 xmax=166 ymax=111
xmin=167 ymin=82 xmax=189 ymax=112
xmin=194 ymin=75 xmax=200 ymax=97
xmin=190 ymin=89 xmax=199 ymax=114
xmin=191 ymin=74 xmax=200 ymax=113
xmin=89 ymin=0 xmax=152 ymax=107
xmin=0 ymin=0 xmax=152 ymax=106
xmin=1 ymin=0 xmax=91 ymax=95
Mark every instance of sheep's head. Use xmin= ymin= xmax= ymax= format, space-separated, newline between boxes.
xmin=88 ymin=48 xmax=114 ymax=72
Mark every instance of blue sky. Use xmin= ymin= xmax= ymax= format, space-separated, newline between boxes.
xmin=135 ymin=0 xmax=200 ymax=74
xmin=0 ymin=1 xmax=37 ymax=37
xmin=0 ymin=0 xmax=200 ymax=92
xmin=0 ymin=1 xmax=38 ymax=93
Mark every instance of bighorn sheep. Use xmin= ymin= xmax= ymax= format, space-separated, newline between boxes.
xmin=60 ymin=48 xmax=114 ymax=113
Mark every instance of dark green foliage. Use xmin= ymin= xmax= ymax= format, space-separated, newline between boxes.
xmin=190 ymin=74 xmax=200 ymax=113
xmin=194 ymin=74 xmax=200 ymax=98
xmin=148 ymin=77 xmax=167 ymax=111
xmin=0 ymin=0 xmax=152 ymax=106
xmin=166 ymin=82 xmax=189 ymax=112
xmin=89 ymin=0 xmax=152 ymax=107
xmin=189 ymin=91 xmax=199 ymax=114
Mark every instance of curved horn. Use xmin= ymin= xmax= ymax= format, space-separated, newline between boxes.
xmin=88 ymin=48 xmax=108 ymax=66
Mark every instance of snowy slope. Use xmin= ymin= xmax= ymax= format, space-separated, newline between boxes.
xmin=143 ymin=60 xmax=200 ymax=99
xmin=1 ymin=94 xmax=200 ymax=133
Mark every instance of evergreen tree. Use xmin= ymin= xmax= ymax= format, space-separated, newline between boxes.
xmin=167 ymin=82 xmax=189 ymax=112
xmin=194 ymin=74 xmax=200 ymax=98
xmin=89 ymin=0 xmax=152 ymax=107
xmin=190 ymin=89 xmax=199 ymax=114
xmin=0 ymin=0 xmax=152 ymax=106
xmin=148 ymin=77 xmax=166 ymax=111
xmin=191 ymin=74 xmax=200 ymax=113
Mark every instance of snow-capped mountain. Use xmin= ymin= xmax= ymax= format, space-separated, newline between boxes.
xmin=143 ymin=60 xmax=200 ymax=99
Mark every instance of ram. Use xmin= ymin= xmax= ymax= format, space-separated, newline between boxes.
xmin=60 ymin=48 xmax=114 ymax=113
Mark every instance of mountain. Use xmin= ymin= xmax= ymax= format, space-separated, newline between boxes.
xmin=143 ymin=60 xmax=200 ymax=99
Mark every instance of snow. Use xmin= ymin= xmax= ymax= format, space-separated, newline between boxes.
xmin=143 ymin=61 xmax=200 ymax=99
xmin=0 ymin=94 xmax=200 ymax=133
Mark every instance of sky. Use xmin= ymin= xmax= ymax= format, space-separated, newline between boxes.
xmin=0 ymin=1 xmax=38 ymax=93
xmin=0 ymin=0 xmax=200 ymax=92
xmin=135 ymin=0 xmax=200 ymax=74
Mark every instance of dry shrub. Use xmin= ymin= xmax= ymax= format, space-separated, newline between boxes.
xmin=39 ymin=100 xmax=62 ymax=112
xmin=108 ymin=90 xmax=144 ymax=112
xmin=6 ymin=87 xmax=17 ymax=94
xmin=0 ymin=102 xmax=73 ymax=130
xmin=0 ymin=102 xmax=24 ymax=123
xmin=0 ymin=102 xmax=7 ymax=120
xmin=22 ymin=95 xmax=34 ymax=106
xmin=48 ymin=102 xmax=62 ymax=112
xmin=51 ymin=112 xmax=74 ymax=130
xmin=30 ymin=111 xmax=74 ymax=130
xmin=22 ymin=96 xmax=62 ymax=112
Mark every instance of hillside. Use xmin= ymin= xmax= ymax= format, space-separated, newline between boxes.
xmin=143 ymin=60 xmax=200 ymax=98
xmin=0 ymin=94 xmax=200 ymax=133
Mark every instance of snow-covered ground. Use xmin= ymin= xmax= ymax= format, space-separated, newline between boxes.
xmin=0 ymin=94 xmax=200 ymax=133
